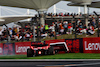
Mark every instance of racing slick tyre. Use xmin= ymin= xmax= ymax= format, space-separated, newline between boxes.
xmin=48 ymin=46 xmax=55 ymax=55
xmin=27 ymin=48 xmax=34 ymax=57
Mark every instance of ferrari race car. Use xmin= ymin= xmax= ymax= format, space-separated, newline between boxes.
xmin=27 ymin=42 xmax=69 ymax=57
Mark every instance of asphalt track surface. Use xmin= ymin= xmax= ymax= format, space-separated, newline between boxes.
xmin=0 ymin=59 xmax=100 ymax=67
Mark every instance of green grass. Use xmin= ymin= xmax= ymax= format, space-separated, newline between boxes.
xmin=41 ymin=32 xmax=99 ymax=41
xmin=0 ymin=53 xmax=100 ymax=59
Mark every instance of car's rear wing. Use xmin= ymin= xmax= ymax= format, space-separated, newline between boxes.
xmin=49 ymin=42 xmax=69 ymax=51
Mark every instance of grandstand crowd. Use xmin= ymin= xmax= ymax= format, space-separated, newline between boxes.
xmin=47 ymin=12 xmax=95 ymax=17
xmin=0 ymin=16 xmax=97 ymax=42
xmin=47 ymin=12 xmax=83 ymax=16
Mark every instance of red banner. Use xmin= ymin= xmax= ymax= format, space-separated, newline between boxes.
xmin=0 ymin=43 xmax=3 ymax=55
xmin=65 ymin=39 xmax=80 ymax=53
xmin=3 ymin=43 xmax=15 ymax=55
xmin=15 ymin=42 xmax=31 ymax=55
xmin=83 ymin=37 xmax=100 ymax=53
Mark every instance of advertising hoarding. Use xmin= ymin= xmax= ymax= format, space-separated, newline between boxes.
xmin=3 ymin=43 xmax=15 ymax=55
xmin=15 ymin=42 xmax=31 ymax=55
xmin=0 ymin=43 xmax=3 ymax=55
xmin=83 ymin=37 xmax=100 ymax=53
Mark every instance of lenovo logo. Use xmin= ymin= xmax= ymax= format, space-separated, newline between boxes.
xmin=85 ymin=41 xmax=100 ymax=50
xmin=16 ymin=46 xmax=30 ymax=53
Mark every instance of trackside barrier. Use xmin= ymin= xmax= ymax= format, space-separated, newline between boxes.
xmin=83 ymin=37 xmax=100 ymax=53
xmin=0 ymin=43 xmax=3 ymax=55
xmin=45 ymin=39 xmax=83 ymax=53
xmin=15 ymin=42 xmax=31 ymax=55
xmin=3 ymin=43 xmax=15 ymax=55
xmin=0 ymin=39 xmax=82 ymax=55
xmin=1 ymin=37 xmax=100 ymax=55
xmin=65 ymin=39 xmax=83 ymax=53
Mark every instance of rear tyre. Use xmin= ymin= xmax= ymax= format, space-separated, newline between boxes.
xmin=48 ymin=46 xmax=55 ymax=55
xmin=27 ymin=48 xmax=34 ymax=57
xmin=55 ymin=50 xmax=58 ymax=54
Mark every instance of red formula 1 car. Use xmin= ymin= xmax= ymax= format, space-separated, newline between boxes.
xmin=27 ymin=42 xmax=69 ymax=57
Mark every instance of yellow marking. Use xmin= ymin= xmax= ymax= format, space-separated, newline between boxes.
xmin=45 ymin=64 xmax=75 ymax=67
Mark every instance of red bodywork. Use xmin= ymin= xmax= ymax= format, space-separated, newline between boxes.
xmin=30 ymin=41 xmax=67 ymax=55
xmin=30 ymin=42 xmax=50 ymax=51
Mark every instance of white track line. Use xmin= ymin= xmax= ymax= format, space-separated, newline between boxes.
xmin=69 ymin=62 xmax=100 ymax=66
xmin=37 ymin=62 xmax=100 ymax=67
xmin=1 ymin=59 xmax=100 ymax=61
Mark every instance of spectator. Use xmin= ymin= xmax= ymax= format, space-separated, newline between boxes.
xmin=9 ymin=28 xmax=12 ymax=37
xmin=25 ymin=32 xmax=30 ymax=41
xmin=41 ymin=32 xmax=47 ymax=39
xmin=87 ymin=26 xmax=95 ymax=35
xmin=0 ymin=27 xmax=3 ymax=41
xmin=0 ymin=27 xmax=3 ymax=36
xmin=30 ymin=33 xmax=33 ymax=40
xmin=48 ymin=25 xmax=52 ymax=33
xmin=63 ymin=21 xmax=68 ymax=34
xmin=77 ymin=19 xmax=81 ymax=25
xmin=55 ymin=22 xmax=59 ymax=35
xmin=68 ymin=23 xmax=73 ymax=34
xmin=51 ymin=23 xmax=55 ymax=33
xmin=45 ymin=24 xmax=49 ymax=32
xmin=59 ymin=23 xmax=64 ymax=34
xmin=49 ymin=32 xmax=54 ymax=38
xmin=91 ymin=17 xmax=96 ymax=28
xmin=11 ymin=35 xmax=15 ymax=41
xmin=80 ymin=24 xmax=87 ymax=34
xmin=40 ymin=25 xmax=44 ymax=33
xmin=16 ymin=32 xmax=22 ymax=41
